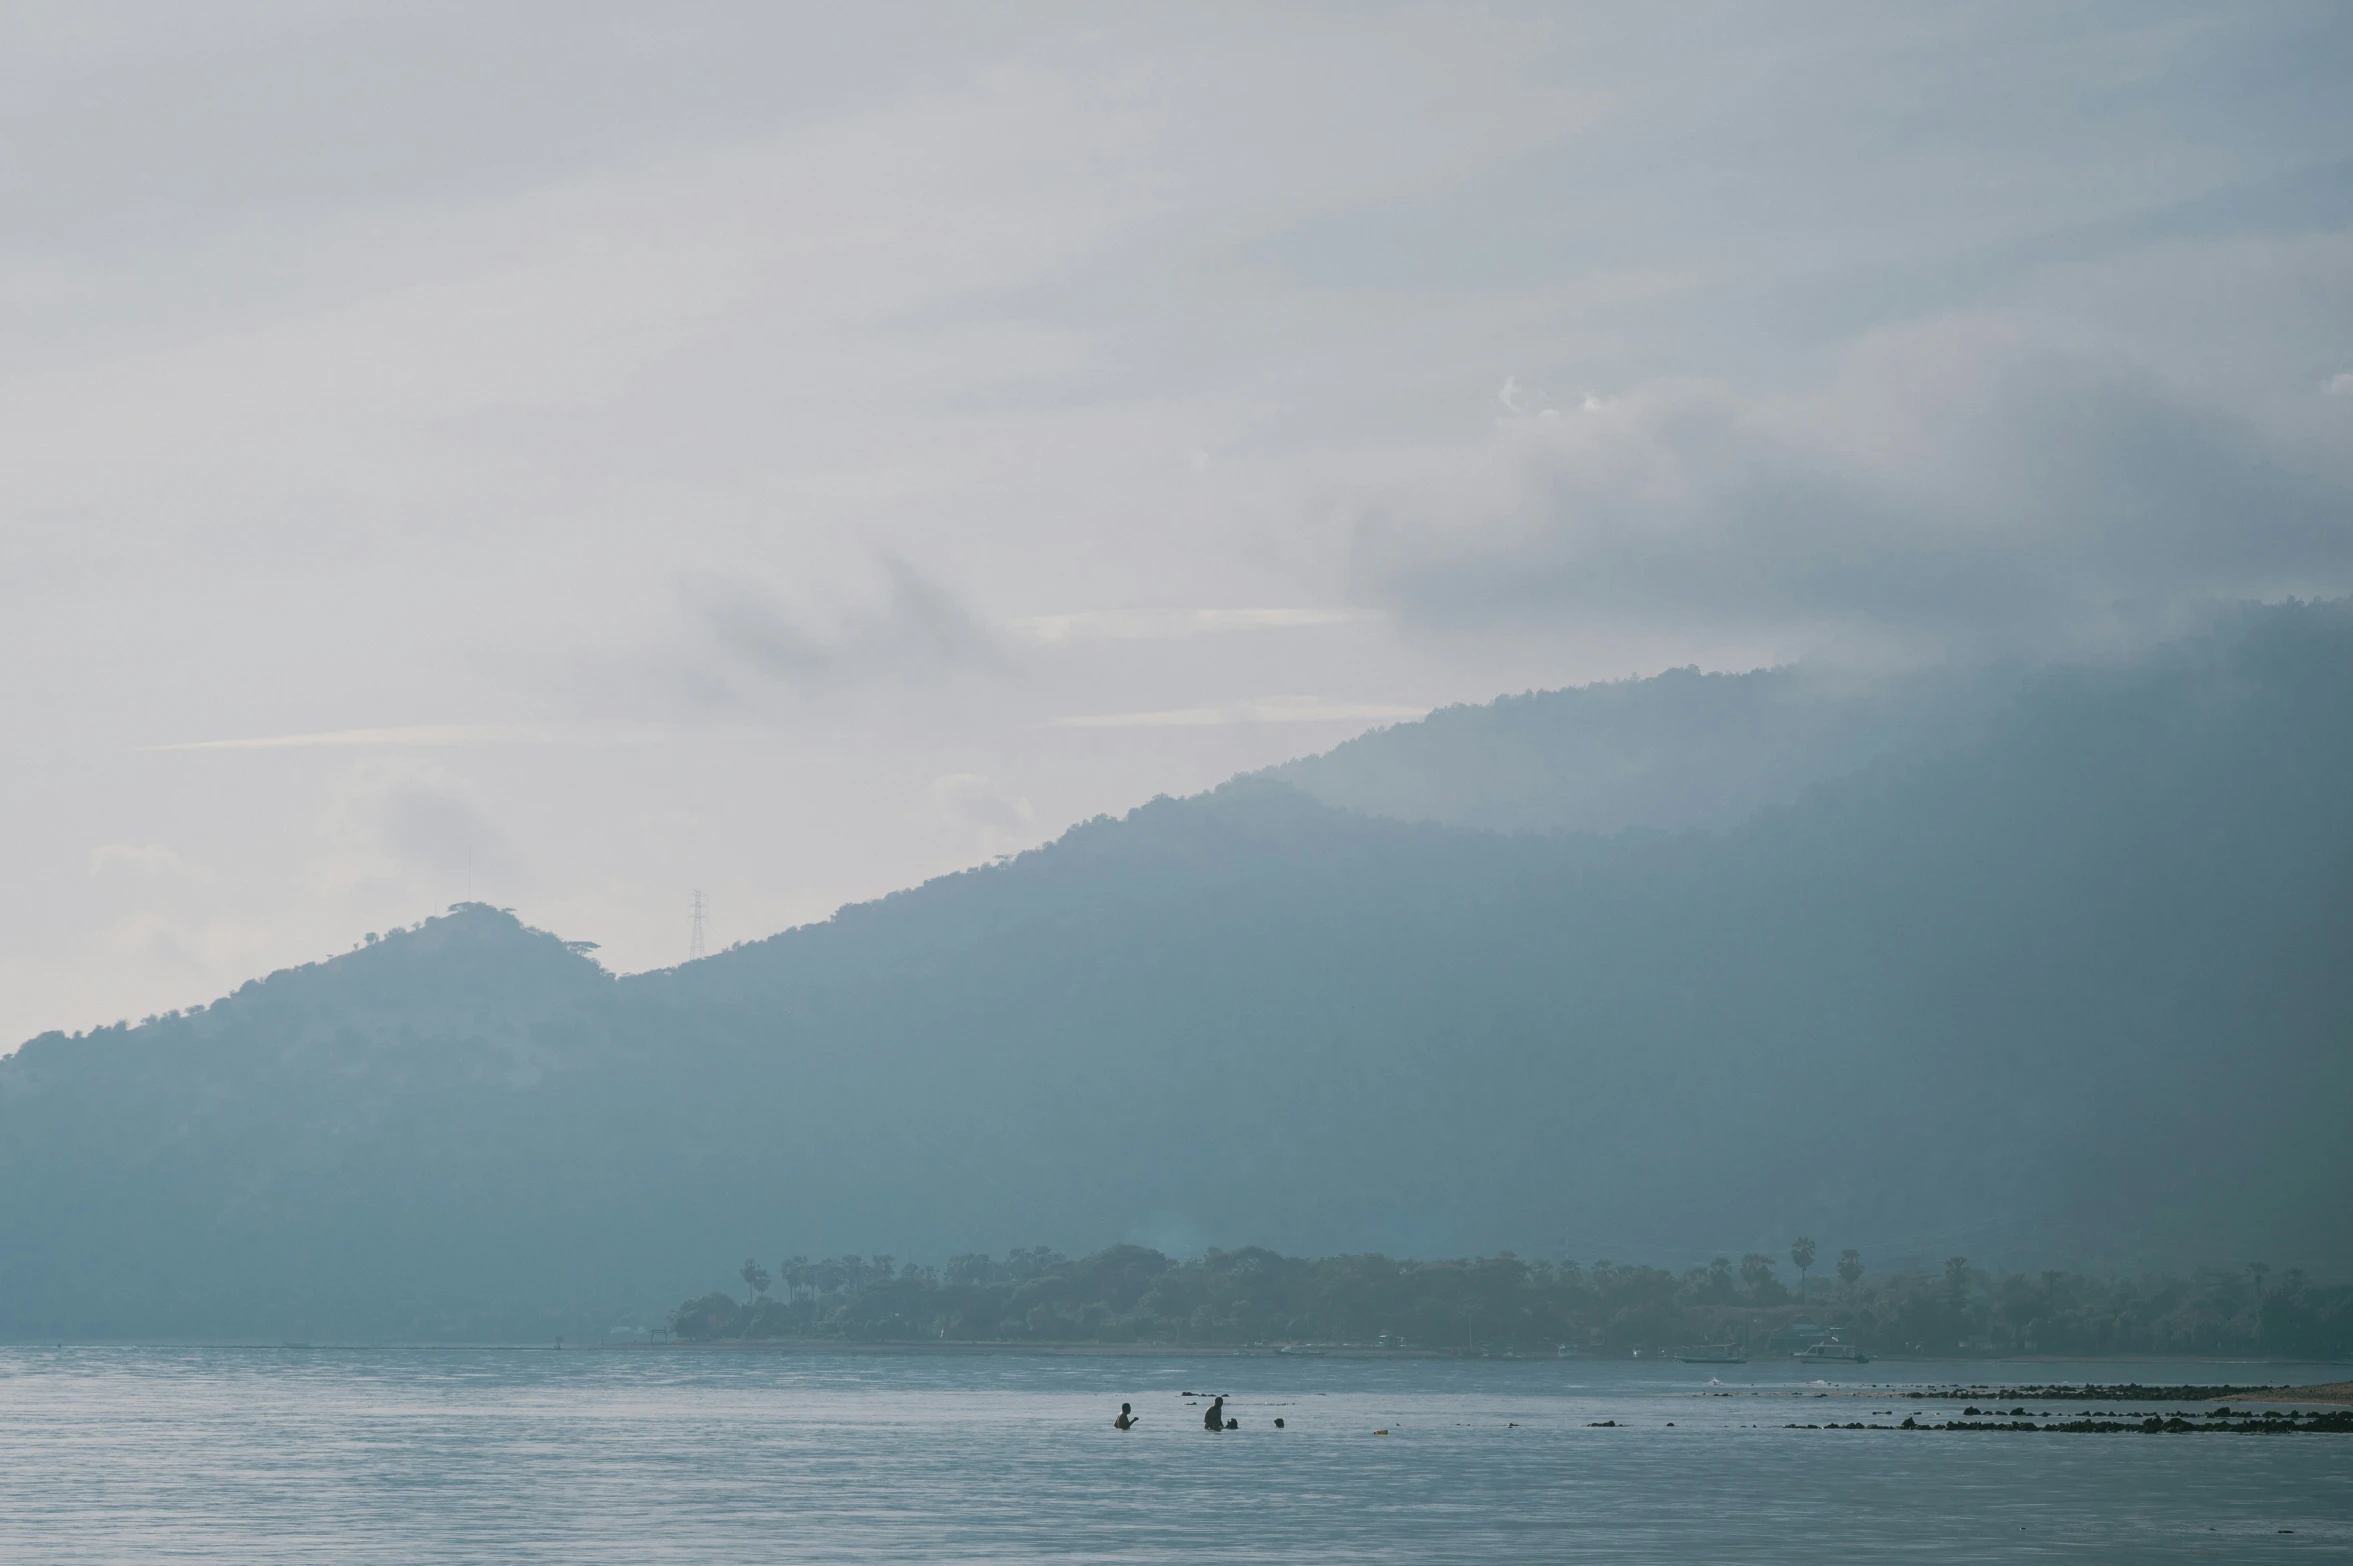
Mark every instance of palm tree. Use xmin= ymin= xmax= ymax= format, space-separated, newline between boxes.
xmin=1790 ymin=1238 xmax=1816 ymax=1303
xmin=1944 ymin=1256 xmax=1971 ymax=1344
xmin=1836 ymin=1248 xmax=1863 ymax=1298
xmin=740 ymin=1257 xmax=772 ymax=1310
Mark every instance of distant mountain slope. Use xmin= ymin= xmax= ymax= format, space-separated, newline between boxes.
xmin=2 ymin=603 xmax=2348 ymax=1340
xmin=1270 ymin=661 xmax=2017 ymax=833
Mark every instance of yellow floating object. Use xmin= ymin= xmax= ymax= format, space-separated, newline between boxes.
xmin=1373 ymin=1429 xmax=1389 ymax=1435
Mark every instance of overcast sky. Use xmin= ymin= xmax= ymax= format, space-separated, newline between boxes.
xmin=4 ymin=1 xmax=2350 ymax=1045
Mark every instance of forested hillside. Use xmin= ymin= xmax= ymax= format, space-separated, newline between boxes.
xmin=2 ymin=604 xmax=2347 ymax=1341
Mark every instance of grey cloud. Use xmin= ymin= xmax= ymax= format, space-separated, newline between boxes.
xmin=691 ymin=554 xmax=1014 ymax=702
xmin=312 ymin=760 xmax=508 ymax=896
xmin=380 ymin=789 xmax=498 ymax=876
xmin=1344 ymin=319 xmax=2353 ymax=657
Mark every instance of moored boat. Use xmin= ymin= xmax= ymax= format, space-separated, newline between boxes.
xmin=1792 ymin=1337 xmax=1869 ymax=1364
xmin=1674 ymin=1344 xmax=1748 ymax=1363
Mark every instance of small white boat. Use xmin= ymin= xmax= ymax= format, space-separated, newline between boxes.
xmin=1792 ymin=1338 xmax=1869 ymax=1364
xmin=1675 ymin=1344 xmax=1748 ymax=1363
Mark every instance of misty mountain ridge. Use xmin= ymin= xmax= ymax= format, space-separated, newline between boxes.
xmin=3 ymin=601 xmax=2348 ymax=1340
xmin=1270 ymin=658 xmax=2027 ymax=836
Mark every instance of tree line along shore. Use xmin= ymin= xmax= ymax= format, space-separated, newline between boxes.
xmin=665 ymin=1244 xmax=2353 ymax=1357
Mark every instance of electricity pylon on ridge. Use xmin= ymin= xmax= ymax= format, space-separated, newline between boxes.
xmin=689 ymin=889 xmax=708 ymax=962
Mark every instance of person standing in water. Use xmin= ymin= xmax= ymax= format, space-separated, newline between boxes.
xmin=1202 ymin=1396 xmax=1225 ymax=1431
xmin=1114 ymin=1403 xmax=1138 ymax=1430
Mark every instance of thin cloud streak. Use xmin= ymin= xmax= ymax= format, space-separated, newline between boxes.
xmin=89 ymin=843 xmax=215 ymax=881
xmin=1047 ymin=698 xmax=1427 ymax=730
xmin=1011 ymin=608 xmax=1360 ymax=644
xmin=147 ymin=724 xmax=572 ymax=752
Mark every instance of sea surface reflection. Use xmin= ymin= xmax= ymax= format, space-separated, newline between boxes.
xmin=0 ymin=1348 xmax=2343 ymax=1562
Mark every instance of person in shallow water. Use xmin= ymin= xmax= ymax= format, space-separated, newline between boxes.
xmin=1115 ymin=1403 xmax=1137 ymax=1430
xmin=1203 ymin=1396 xmax=1225 ymax=1431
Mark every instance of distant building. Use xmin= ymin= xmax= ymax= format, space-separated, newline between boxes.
xmin=1766 ymin=1321 xmax=1832 ymax=1354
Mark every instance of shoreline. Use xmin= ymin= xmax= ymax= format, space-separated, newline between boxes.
xmin=4 ymin=1339 xmax=2346 ymax=1370
xmin=588 ymin=1340 xmax=2351 ymax=1368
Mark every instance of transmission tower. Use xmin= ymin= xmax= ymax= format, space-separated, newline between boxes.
xmin=688 ymin=889 xmax=708 ymax=962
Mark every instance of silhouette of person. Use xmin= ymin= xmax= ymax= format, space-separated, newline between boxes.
xmin=1115 ymin=1402 xmax=1137 ymax=1429
xmin=1203 ymin=1396 xmax=1225 ymax=1431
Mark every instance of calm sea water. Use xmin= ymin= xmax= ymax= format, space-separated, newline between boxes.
xmin=0 ymin=1347 xmax=2344 ymax=1562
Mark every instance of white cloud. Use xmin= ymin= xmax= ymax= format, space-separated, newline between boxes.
xmin=2326 ymin=372 xmax=2353 ymax=397
xmin=147 ymin=724 xmax=567 ymax=752
xmin=93 ymin=909 xmax=215 ymax=974
xmin=929 ymin=772 xmax=1035 ymax=837
xmin=89 ymin=843 xmax=215 ymax=881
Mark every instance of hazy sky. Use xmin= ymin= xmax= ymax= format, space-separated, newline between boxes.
xmin=5 ymin=1 xmax=2350 ymax=1045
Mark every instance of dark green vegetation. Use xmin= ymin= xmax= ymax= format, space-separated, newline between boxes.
xmin=2 ymin=604 xmax=2349 ymax=1340
xmin=665 ymin=1245 xmax=2353 ymax=1357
